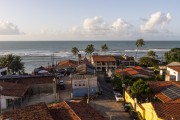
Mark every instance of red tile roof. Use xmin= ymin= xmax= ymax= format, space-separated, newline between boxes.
xmin=115 ymin=66 xmax=153 ymax=77
xmin=167 ymin=66 xmax=180 ymax=72
xmin=0 ymin=82 xmax=29 ymax=97
xmin=58 ymin=60 xmax=78 ymax=67
xmin=148 ymin=81 xmax=180 ymax=103
xmin=152 ymin=103 xmax=180 ymax=120
xmin=92 ymin=55 xmax=116 ymax=62
xmin=1 ymin=102 xmax=53 ymax=120
xmin=49 ymin=100 xmax=106 ymax=120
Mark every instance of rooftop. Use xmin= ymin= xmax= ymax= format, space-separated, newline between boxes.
xmin=49 ymin=100 xmax=106 ymax=120
xmin=167 ymin=66 xmax=180 ymax=72
xmin=58 ymin=60 xmax=78 ymax=67
xmin=1 ymin=102 xmax=53 ymax=120
xmin=152 ymin=103 xmax=180 ymax=120
xmin=92 ymin=55 xmax=116 ymax=62
xmin=148 ymin=81 xmax=180 ymax=103
xmin=0 ymin=82 xmax=29 ymax=97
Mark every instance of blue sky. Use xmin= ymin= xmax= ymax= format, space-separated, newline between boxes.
xmin=0 ymin=0 xmax=179 ymax=41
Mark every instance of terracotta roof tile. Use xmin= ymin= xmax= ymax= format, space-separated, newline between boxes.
xmin=152 ymin=103 xmax=180 ymax=120
xmin=0 ymin=82 xmax=29 ymax=97
xmin=148 ymin=81 xmax=180 ymax=103
xmin=92 ymin=55 xmax=116 ymax=62
xmin=49 ymin=100 xmax=106 ymax=120
xmin=2 ymin=102 xmax=53 ymax=120
xmin=167 ymin=66 xmax=180 ymax=72
xmin=58 ymin=60 xmax=78 ymax=67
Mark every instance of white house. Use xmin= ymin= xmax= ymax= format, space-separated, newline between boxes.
xmin=0 ymin=67 xmax=8 ymax=76
xmin=165 ymin=62 xmax=180 ymax=81
xmin=0 ymin=82 xmax=30 ymax=110
xmin=70 ymin=75 xmax=98 ymax=98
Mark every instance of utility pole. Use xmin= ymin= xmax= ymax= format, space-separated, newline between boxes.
xmin=87 ymin=78 xmax=90 ymax=104
xmin=121 ymin=63 xmax=125 ymax=100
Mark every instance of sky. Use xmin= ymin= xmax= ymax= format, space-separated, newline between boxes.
xmin=0 ymin=0 xmax=180 ymax=41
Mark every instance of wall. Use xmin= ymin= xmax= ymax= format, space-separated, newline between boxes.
xmin=166 ymin=67 xmax=178 ymax=81
xmin=125 ymin=91 xmax=162 ymax=120
xmin=31 ymin=83 xmax=53 ymax=94
xmin=1 ymin=95 xmax=19 ymax=109
xmin=72 ymin=77 xmax=98 ymax=98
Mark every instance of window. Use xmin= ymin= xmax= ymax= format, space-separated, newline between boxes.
xmin=75 ymin=84 xmax=77 ymax=86
xmin=79 ymin=84 xmax=81 ymax=86
xmin=83 ymin=84 xmax=85 ymax=86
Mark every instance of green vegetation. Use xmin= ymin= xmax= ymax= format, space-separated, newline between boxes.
xmin=139 ymin=57 xmax=159 ymax=67
xmin=130 ymin=79 xmax=150 ymax=102
xmin=0 ymin=54 xmax=24 ymax=74
xmin=147 ymin=50 xmax=157 ymax=58
xmin=101 ymin=43 xmax=109 ymax=55
xmin=71 ymin=47 xmax=79 ymax=59
xmin=135 ymin=39 xmax=145 ymax=59
xmin=164 ymin=48 xmax=180 ymax=63
xmin=85 ymin=44 xmax=95 ymax=61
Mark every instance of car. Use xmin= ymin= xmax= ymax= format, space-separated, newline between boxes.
xmin=59 ymin=80 xmax=65 ymax=90
xmin=115 ymin=93 xmax=124 ymax=102
xmin=122 ymin=102 xmax=132 ymax=112
xmin=129 ymin=110 xmax=139 ymax=120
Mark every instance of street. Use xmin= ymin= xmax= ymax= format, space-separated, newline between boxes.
xmin=58 ymin=76 xmax=131 ymax=120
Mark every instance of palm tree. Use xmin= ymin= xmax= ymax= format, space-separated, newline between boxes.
xmin=101 ymin=43 xmax=109 ymax=55
xmin=147 ymin=50 xmax=157 ymax=59
xmin=71 ymin=47 xmax=79 ymax=59
xmin=135 ymin=39 xmax=145 ymax=60
xmin=85 ymin=44 xmax=95 ymax=62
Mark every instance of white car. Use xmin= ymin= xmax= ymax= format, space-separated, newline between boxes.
xmin=59 ymin=80 xmax=64 ymax=85
xmin=115 ymin=93 xmax=124 ymax=102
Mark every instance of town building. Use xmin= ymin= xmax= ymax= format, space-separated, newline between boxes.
xmin=165 ymin=62 xmax=180 ymax=81
xmin=91 ymin=55 xmax=116 ymax=72
xmin=70 ymin=75 xmax=98 ymax=98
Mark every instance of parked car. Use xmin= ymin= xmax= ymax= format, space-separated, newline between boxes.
xmin=129 ymin=110 xmax=139 ymax=120
xmin=115 ymin=93 xmax=124 ymax=102
xmin=122 ymin=102 xmax=132 ymax=112
xmin=59 ymin=80 xmax=65 ymax=90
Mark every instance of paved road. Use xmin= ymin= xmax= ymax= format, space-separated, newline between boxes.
xmin=58 ymin=76 xmax=131 ymax=120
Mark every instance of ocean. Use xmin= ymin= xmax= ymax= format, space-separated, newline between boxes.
xmin=0 ymin=41 xmax=179 ymax=73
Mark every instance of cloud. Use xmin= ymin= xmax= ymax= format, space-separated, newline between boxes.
xmin=83 ymin=16 xmax=109 ymax=35
xmin=112 ymin=18 xmax=132 ymax=32
xmin=0 ymin=21 xmax=24 ymax=35
xmin=140 ymin=11 xmax=172 ymax=33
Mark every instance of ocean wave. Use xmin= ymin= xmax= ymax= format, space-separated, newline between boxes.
xmin=124 ymin=48 xmax=170 ymax=53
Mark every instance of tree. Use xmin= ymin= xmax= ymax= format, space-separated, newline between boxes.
xmin=85 ymin=44 xmax=95 ymax=61
xmin=139 ymin=57 xmax=159 ymax=67
xmin=71 ymin=47 xmax=79 ymax=59
xmin=0 ymin=54 xmax=24 ymax=74
xmin=164 ymin=48 xmax=180 ymax=63
xmin=101 ymin=43 xmax=109 ymax=55
xmin=147 ymin=50 xmax=157 ymax=59
xmin=130 ymin=79 xmax=150 ymax=102
xmin=135 ymin=39 xmax=145 ymax=59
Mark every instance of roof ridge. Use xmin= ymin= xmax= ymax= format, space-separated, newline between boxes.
xmin=65 ymin=101 xmax=81 ymax=120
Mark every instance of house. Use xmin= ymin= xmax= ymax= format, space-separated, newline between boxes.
xmin=0 ymin=82 xmax=31 ymax=110
xmin=125 ymin=81 xmax=180 ymax=120
xmin=165 ymin=62 xmax=180 ymax=81
xmin=76 ymin=64 xmax=96 ymax=75
xmin=115 ymin=66 xmax=154 ymax=78
xmin=70 ymin=75 xmax=98 ymax=98
xmin=1 ymin=100 xmax=106 ymax=120
xmin=57 ymin=60 xmax=78 ymax=69
xmin=114 ymin=55 xmax=136 ymax=67
xmin=91 ymin=55 xmax=116 ymax=72
xmin=49 ymin=100 xmax=106 ymax=120
xmin=147 ymin=81 xmax=180 ymax=103
xmin=1 ymin=102 xmax=54 ymax=120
